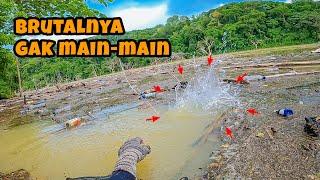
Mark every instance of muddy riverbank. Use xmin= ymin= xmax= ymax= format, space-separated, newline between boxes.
xmin=206 ymin=49 xmax=320 ymax=179
xmin=0 ymin=44 xmax=319 ymax=179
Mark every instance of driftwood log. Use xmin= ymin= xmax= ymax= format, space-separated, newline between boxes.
xmin=222 ymin=61 xmax=320 ymax=69
xmin=266 ymin=71 xmax=320 ymax=78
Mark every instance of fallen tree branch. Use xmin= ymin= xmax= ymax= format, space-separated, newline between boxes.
xmin=222 ymin=61 xmax=320 ymax=69
xmin=266 ymin=71 xmax=320 ymax=79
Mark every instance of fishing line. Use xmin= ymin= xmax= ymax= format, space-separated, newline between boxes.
xmin=167 ymin=70 xmax=181 ymax=84
xmin=118 ymin=58 xmax=159 ymax=115
xmin=118 ymin=58 xmax=141 ymax=94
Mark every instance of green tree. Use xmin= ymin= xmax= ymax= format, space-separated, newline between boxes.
xmin=0 ymin=0 xmax=112 ymax=98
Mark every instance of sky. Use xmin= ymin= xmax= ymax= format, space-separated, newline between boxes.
xmin=23 ymin=0 xmax=289 ymax=41
xmin=86 ymin=0 xmax=289 ymax=31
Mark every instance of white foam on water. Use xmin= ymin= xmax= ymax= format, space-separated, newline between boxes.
xmin=175 ymin=59 xmax=238 ymax=113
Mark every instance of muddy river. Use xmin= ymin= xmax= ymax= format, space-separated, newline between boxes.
xmin=0 ymin=105 xmax=223 ymax=179
xmin=0 ymin=67 xmax=235 ymax=179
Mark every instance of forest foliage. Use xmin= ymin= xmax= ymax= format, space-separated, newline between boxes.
xmin=0 ymin=0 xmax=319 ymax=99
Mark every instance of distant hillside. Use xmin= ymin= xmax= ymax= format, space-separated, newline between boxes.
xmin=120 ymin=1 xmax=320 ymax=55
xmin=0 ymin=0 xmax=319 ymax=99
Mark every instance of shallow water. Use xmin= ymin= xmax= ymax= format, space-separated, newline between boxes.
xmin=0 ymin=63 xmax=236 ymax=179
xmin=0 ymin=105 xmax=220 ymax=180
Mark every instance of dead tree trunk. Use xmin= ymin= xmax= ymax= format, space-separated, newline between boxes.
xmin=16 ymin=58 xmax=23 ymax=97
xmin=197 ymin=37 xmax=214 ymax=55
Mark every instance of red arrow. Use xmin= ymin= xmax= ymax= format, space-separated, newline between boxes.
xmin=208 ymin=55 xmax=214 ymax=66
xmin=178 ymin=65 xmax=184 ymax=75
xmin=247 ymin=108 xmax=259 ymax=116
xmin=235 ymin=72 xmax=248 ymax=84
xmin=153 ymin=85 xmax=164 ymax=93
xmin=225 ymin=127 xmax=233 ymax=139
xmin=146 ymin=116 xmax=160 ymax=123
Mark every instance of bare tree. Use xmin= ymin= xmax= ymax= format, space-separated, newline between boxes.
xmin=106 ymin=59 xmax=119 ymax=73
xmin=15 ymin=58 xmax=23 ymax=97
xmin=251 ymin=39 xmax=261 ymax=49
xmin=197 ymin=37 xmax=215 ymax=55
xmin=91 ymin=64 xmax=97 ymax=77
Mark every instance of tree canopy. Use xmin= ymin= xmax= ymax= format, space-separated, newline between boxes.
xmin=0 ymin=0 xmax=112 ymax=98
xmin=0 ymin=0 xmax=319 ymax=99
xmin=124 ymin=1 xmax=319 ymax=54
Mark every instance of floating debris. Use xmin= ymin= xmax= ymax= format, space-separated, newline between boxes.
xmin=172 ymin=81 xmax=188 ymax=90
xmin=311 ymin=48 xmax=320 ymax=53
xmin=65 ymin=117 xmax=82 ymax=128
xmin=244 ymin=75 xmax=266 ymax=81
xmin=277 ymin=108 xmax=294 ymax=117
xmin=139 ymin=92 xmax=156 ymax=99
xmin=223 ymin=79 xmax=236 ymax=84
xmin=256 ymin=132 xmax=265 ymax=138
xmin=221 ymin=144 xmax=230 ymax=149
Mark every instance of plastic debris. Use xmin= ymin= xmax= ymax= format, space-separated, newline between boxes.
xmin=65 ymin=118 xmax=81 ymax=128
xmin=304 ymin=116 xmax=320 ymax=137
xmin=178 ymin=64 xmax=184 ymax=75
xmin=247 ymin=108 xmax=259 ymax=115
xmin=311 ymin=48 xmax=320 ymax=53
xmin=139 ymin=92 xmax=156 ymax=99
xmin=256 ymin=132 xmax=265 ymax=138
xmin=221 ymin=144 xmax=230 ymax=149
xmin=223 ymin=78 xmax=249 ymax=84
xmin=244 ymin=75 xmax=266 ymax=81
xmin=172 ymin=81 xmax=188 ymax=90
xmin=225 ymin=127 xmax=233 ymax=138
xmin=277 ymin=108 xmax=294 ymax=117
xmin=146 ymin=116 xmax=160 ymax=122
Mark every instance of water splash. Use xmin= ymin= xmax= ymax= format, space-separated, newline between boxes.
xmin=175 ymin=58 xmax=238 ymax=112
